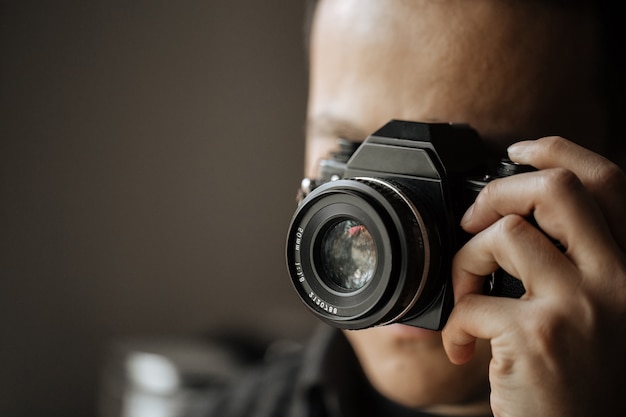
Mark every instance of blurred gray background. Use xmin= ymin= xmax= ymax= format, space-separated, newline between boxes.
xmin=0 ymin=1 xmax=317 ymax=416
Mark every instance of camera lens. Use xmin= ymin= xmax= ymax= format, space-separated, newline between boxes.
xmin=286 ymin=178 xmax=440 ymax=330
xmin=320 ymin=219 xmax=377 ymax=291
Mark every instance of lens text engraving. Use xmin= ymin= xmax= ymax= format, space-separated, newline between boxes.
xmin=309 ymin=291 xmax=338 ymax=315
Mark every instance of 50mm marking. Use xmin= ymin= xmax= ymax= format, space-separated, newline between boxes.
xmin=294 ymin=227 xmax=304 ymax=251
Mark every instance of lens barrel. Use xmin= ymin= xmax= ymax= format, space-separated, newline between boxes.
xmin=286 ymin=178 xmax=442 ymax=330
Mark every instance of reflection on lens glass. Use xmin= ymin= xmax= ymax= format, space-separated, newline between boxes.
xmin=321 ymin=219 xmax=377 ymax=290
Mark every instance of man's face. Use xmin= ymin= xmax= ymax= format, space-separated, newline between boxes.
xmin=306 ymin=0 xmax=606 ymax=410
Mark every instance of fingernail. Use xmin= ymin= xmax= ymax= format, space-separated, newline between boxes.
xmin=460 ymin=203 xmax=474 ymax=227
xmin=507 ymin=141 xmax=530 ymax=161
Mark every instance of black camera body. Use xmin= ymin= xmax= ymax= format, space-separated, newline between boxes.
xmin=286 ymin=120 xmax=526 ymax=331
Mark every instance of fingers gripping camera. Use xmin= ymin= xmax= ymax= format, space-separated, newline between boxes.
xmin=286 ymin=120 xmax=528 ymax=331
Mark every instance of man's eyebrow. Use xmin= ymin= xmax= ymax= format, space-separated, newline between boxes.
xmin=306 ymin=114 xmax=370 ymax=142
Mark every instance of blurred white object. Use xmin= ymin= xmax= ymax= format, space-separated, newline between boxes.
xmin=98 ymin=332 xmax=299 ymax=417
xmin=126 ymin=352 xmax=181 ymax=395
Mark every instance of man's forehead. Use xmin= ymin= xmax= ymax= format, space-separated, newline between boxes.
xmin=309 ymin=0 xmax=606 ymax=149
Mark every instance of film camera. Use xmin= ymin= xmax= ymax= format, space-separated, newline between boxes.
xmin=286 ymin=120 xmax=529 ymax=331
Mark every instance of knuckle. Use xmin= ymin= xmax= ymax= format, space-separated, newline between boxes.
xmin=538 ymin=135 xmax=570 ymax=155
xmin=496 ymin=214 xmax=529 ymax=239
xmin=523 ymin=306 xmax=571 ymax=353
xmin=534 ymin=311 xmax=567 ymax=343
xmin=591 ymin=160 xmax=626 ymax=193
xmin=539 ymin=167 xmax=583 ymax=197
xmin=455 ymin=293 xmax=478 ymax=310
xmin=476 ymin=177 xmax=506 ymax=209
xmin=489 ymin=354 xmax=515 ymax=378
xmin=476 ymin=178 xmax=497 ymax=204
xmin=538 ymin=135 xmax=626 ymax=194
xmin=523 ymin=296 xmax=598 ymax=355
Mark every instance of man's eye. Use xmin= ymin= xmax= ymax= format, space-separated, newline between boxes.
xmin=328 ymin=138 xmax=361 ymax=161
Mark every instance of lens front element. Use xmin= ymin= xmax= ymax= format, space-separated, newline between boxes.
xmin=321 ymin=219 xmax=377 ymax=291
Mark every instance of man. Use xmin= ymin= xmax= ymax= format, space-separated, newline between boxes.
xmin=202 ymin=1 xmax=626 ymax=416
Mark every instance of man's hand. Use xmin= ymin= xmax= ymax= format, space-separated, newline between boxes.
xmin=442 ymin=136 xmax=626 ymax=416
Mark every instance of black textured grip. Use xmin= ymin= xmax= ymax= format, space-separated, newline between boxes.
xmin=485 ymin=269 xmax=526 ymax=298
